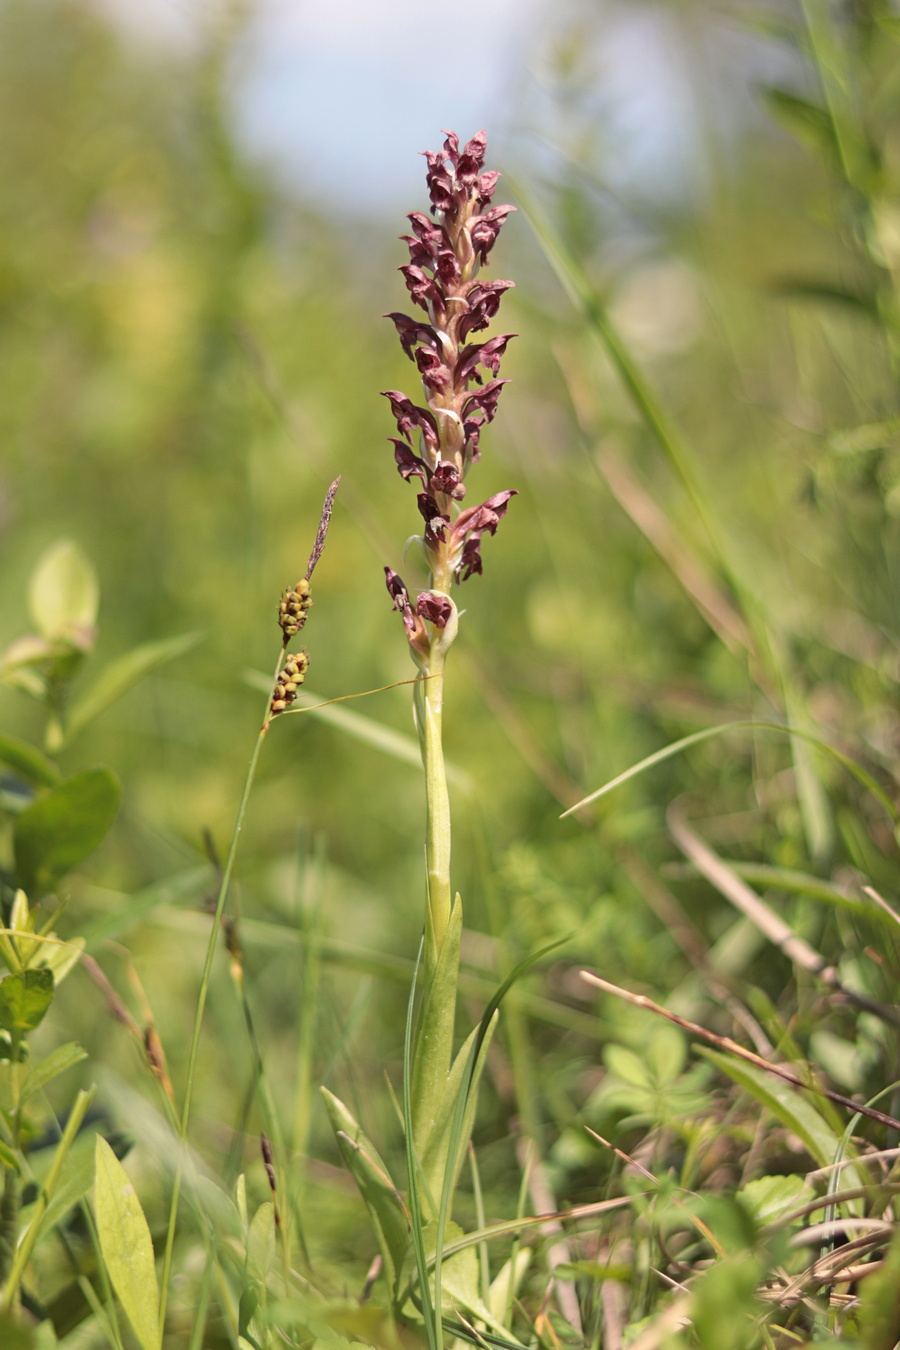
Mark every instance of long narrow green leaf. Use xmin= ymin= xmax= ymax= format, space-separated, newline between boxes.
xmin=320 ymin=1088 xmax=409 ymax=1297
xmin=560 ymin=719 xmax=896 ymax=821
xmin=0 ymin=733 xmax=61 ymax=788
xmin=21 ymin=1041 xmax=86 ymax=1101
xmin=64 ymin=631 xmax=202 ymax=743
xmin=82 ymin=866 xmax=211 ymax=950
xmin=431 ymin=937 xmax=569 ymax=1341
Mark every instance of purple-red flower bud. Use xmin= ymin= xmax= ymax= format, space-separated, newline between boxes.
xmin=431 ymin=461 xmax=466 ymax=500
xmin=385 ymin=567 xmax=429 ymax=655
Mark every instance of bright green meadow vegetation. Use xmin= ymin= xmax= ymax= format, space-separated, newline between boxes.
xmin=1 ymin=1 xmax=900 ymax=1347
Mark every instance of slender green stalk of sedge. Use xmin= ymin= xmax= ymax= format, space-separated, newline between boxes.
xmin=157 ymin=652 xmax=283 ymax=1332
xmin=159 ymin=477 xmax=338 ymax=1331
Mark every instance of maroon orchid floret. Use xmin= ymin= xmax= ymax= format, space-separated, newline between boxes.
xmin=382 ymin=130 xmax=517 ymax=594
xmin=384 ymin=567 xmax=429 ymax=658
xmin=416 ymin=592 xmax=454 ymax=629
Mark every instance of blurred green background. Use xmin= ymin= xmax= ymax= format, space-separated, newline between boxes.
xmin=2 ymin=0 xmax=899 ymax=1276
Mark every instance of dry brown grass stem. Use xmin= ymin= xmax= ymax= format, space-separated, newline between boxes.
xmin=667 ymin=799 xmax=900 ymax=1031
xmin=580 ymin=970 xmax=900 ymax=1131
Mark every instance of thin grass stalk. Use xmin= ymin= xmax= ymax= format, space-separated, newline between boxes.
xmin=469 ymin=1143 xmax=490 ymax=1307
xmin=157 ymin=661 xmax=280 ymax=1330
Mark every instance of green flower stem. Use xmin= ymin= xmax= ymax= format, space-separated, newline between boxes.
xmin=420 ymin=643 xmax=452 ymax=975
xmin=158 ymin=651 xmax=285 ymax=1334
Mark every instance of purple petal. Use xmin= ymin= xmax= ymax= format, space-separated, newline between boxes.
xmin=477 ymin=171 xmax=501 ymax=206
xmin=458 ymin=536 xmax=484 ymax=581
xmin=458 ymin=280 xmax=515 ymax=340
xmin=400 ymin=264 xmax=444 ymax=314
xmin=415 ymin=346 xmax=452 ymax=392
xmin=381 ymin=390 xmax=439 ymax=448
xmin=456 ymin=334 xmax=516 ymax=385
xmin=453 ymin=489 xmax=518 ymax=539
xmin=470 ymin=205 xmax=516 ymax=265
xmin=416 ymin=591 xmax=454 ymax=628
xmin=461 ymin=378 xmax=510 ymax=424
xmin=391 ymin=439 xmax=428 ymax=486
xmin=385 ymin=312 xmax=440 ymax=360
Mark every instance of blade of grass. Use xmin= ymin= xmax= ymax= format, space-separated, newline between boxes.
xmin=560 ymin=718 xmax=897 ymax=821
xmin=158 ymin=649 xmax=287 ymax=1332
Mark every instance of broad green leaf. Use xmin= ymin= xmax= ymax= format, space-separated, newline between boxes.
xmin=37 ymin=935 xmax=84 ymax=985
xmin=692 ymin=1253 xmax=764 ymax=1350
xmin=402 ymin=1220 xmax=525 ymax=1344
xmin=21 ymin=1042 xmax=86 ymax=1102
xmin=737 ymin=1174 xmax=812 ymax=1226
xmin=28 ymin=541 xmax=98 ymax=646
xmin=247 ymin=1201 xmax=275 ymax=1284
xmin=487 ymin=1249 xmax=531 ymax=1326
xmin=94 ymin=1135 xmax=160 ymax=1350
xmin=604 ymin=1044 xmax=651 ymax=1089
xmin=759 ymin=86 xmax=836 ymax=155
xmin=20 ymin=1127 xmax=99 ymax=1242
xmin=65 ymin=630 xmax=202 ymax=742
xmin=14 ymin=767 xmax=121 ymax=896
xmin=0 ymin=734 xmax=60 ymax=789
xmin=0 ymin=970 xmax=54 ymax=1031
xmin=320 ymin=1087 xmax=409 ymax=1297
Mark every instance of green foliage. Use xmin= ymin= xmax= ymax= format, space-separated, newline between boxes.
xmin=0 ymin=0 xmax=899 ymax=1344
xmin=94 ymin=1134 xmax=161 ymax=1350
xmin=13 ymin=768 xmax=121 ymax=898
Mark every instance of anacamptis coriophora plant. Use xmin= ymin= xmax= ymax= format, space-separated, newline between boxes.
xmin=323 ymin=130 xmax=517 ymax=1331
